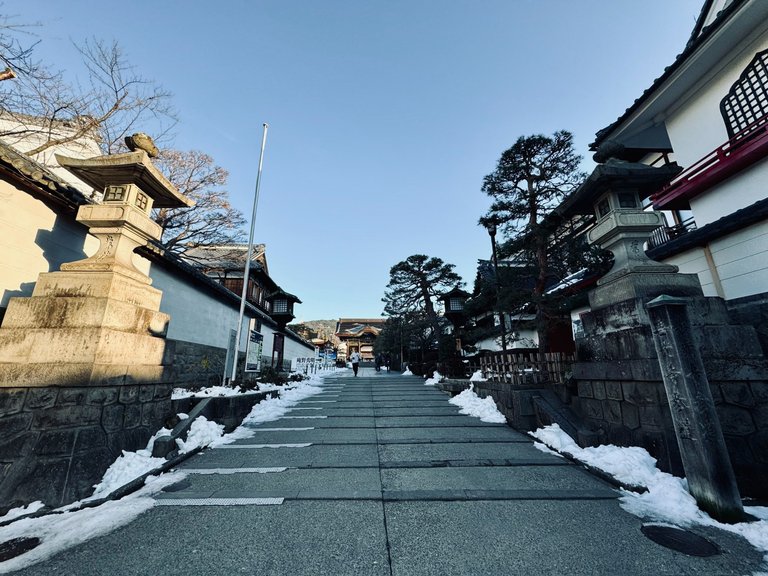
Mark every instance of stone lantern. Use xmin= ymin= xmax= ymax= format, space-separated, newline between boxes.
xmin=0 ymin=149 xmax=193 ymax=387
xmin=55 ymin=151 xmax=194 ymax=280
xmin=0 ymin=146 xmax=194 ymax=507
xmin=266 ymin=288 xmax=301 ymax=369
xmin=560 ymin=158 xmax=701 ymax=311
xmin=439 ymin=286 xmax=470 ymax=328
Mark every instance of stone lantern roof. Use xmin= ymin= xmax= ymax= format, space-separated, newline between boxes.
xmin=54 ymin=151 xmax=194 ymax=208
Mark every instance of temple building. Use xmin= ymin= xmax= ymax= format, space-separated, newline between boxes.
xmin=335 ymin=318 xmax=386 ymax=361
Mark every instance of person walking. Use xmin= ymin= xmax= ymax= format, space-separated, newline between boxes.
xmin=350 ymin=351 xmax=361 ymax=377
xmin=375 ymin=353 xmax=383 ymax=372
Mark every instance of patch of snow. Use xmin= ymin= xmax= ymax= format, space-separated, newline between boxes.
xmin=448 ymin=384 xmax=506 ymax=423
xmin=424 ymin=371 xmax=443 ymax=386
xmin=175 ymin=417 xmax=225 ymax=454
xmin=212 ymin=372 xmax=328 ymax=447
xmin=402 ymin=368 xmax=413 ymax=376
xmin=469 ymin=370 xmax=486 ymax=382
xmin=89 ymin=451 xmax=166 ymax=501
xmin=0 ymin=369 xmax=337 ymax=571
xmin=0 ymin=501 xmax=45 ymax=521
xmin=530 ymin=423 xmax=768 ymax=566
xmin=172 ymin=385 xmax=243 ymax=399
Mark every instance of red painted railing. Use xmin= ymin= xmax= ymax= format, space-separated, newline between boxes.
xmin=652 ymin=116 xmax=768 ymax=209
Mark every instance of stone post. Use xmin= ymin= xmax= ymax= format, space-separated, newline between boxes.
xmin=646 ymin=295 xmax=744 ymax=523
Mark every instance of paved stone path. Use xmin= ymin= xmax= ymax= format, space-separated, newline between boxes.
xmin=13 ymin=370 xmax=763 ymax=575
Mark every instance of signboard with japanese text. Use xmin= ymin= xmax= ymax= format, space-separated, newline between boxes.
xmin=245 ymin=330 xmax=264 ymax=372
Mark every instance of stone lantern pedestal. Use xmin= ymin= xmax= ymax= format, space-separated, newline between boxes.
xmin=0 ymin=150 xmax=192 ymax=508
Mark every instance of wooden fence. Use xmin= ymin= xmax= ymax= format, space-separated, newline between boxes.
xmin=476 ymin=350 xmax=575 ymax=386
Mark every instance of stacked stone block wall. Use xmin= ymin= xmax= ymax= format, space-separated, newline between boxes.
xmin=0 ymin=383 xmax=171 ymax=511
xmin=166 ymin=339 xmax=274 ymax=389
xmin=571 ymin=296 xmax=768 ymax=498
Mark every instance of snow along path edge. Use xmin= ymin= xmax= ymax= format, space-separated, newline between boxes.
xmin=0 ymin=446 xmax=203 ymax=529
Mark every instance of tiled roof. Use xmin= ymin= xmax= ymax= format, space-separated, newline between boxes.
xmin=335 ymin=318 xmax=386 ymax=336
xmin=183 ymin=244 xmax=266 ymax=270
xmin=0 ymin=139 xmax=89 ymax=207
xmin=591 ymin=0 xmax=746 ymax=149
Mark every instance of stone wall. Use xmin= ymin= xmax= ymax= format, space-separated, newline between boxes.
xmin=572 ymin=296 xmax=768 ymax=498
xmin=0 ymin=383 xmax=172 ymax=512
xmin=166 ymin=338 xmax=287 ymax=389
xmin=165 ymin=339 xmax=228 ymax=388
xmin=727 ymin=292 xmax=768 ymax=355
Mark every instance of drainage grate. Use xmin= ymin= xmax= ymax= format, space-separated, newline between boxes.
xmin=156 ymin=498 xmax=284 ymax=506
xmin=641 ymin=525 xmax=720 ymax=557
xmin=0 ymin=537 xmax=41 ymax=562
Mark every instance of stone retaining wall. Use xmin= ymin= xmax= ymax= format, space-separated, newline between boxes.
xmin=0 ymin=383 xmax=172 ymax=512
xmin=573 ymin=298 xmax=768 ymax=498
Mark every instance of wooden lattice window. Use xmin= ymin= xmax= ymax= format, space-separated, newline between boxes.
xmin=721 ymin=49 xmax=768 ymax=138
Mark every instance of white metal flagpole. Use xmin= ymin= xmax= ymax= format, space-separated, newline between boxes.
xmin=231 ymin=123 xmax=269 ymax=384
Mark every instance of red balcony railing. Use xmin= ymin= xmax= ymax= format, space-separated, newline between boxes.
xmin=652 ymin=116 xmax=768 ymax=210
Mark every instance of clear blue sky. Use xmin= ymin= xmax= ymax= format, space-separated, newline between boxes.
xmin=8 ymin=0 xmax=703 ymax=321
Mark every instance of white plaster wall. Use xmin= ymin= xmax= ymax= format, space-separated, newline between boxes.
xmin=710 ymin=220 xmax=768 ymax=299
xmin=658 ymin=220 xmax=768 ymax=301
xmin=665 ymin=35 xmax=768 ymax=167
xmin=688 ymin=158 xmax=768 ymax=226
xmin=148 ymin=263 xmax=254 ymax=351
xmin=655 ymin=32 xmax=768 ymax=302
xmin=147 ymin=263 xmax=313 ymax=361
xmin=0 ymin=183 xmax=98 ymax=308
xmin=284 ymin=332 xmax=316 ymax=359
xmin=660 ymin=247 xmax=718 ymax=297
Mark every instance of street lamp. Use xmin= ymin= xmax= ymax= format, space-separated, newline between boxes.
xmin=438 ymin=286 xmax=471 ymax=352
xmin=266 ymin=287 xmax=301 ymax=370
xmin=484 ymin=221 xmax=508 ymax=351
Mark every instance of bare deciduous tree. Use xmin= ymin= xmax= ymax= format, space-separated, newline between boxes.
xmin=0 ymin=32 xmax=176 ymax=155
xmin=152 ymin=149 xmax=247 ymax=255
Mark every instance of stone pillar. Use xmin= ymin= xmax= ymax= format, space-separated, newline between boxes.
xmin=646 ymin=296 xmax=744 ymax=522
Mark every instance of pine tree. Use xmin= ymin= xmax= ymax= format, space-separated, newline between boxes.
xmin=481 ymin=131 xmax=585 ymax=353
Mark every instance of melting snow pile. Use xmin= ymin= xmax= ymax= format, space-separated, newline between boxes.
xmin=530 ymin=423 xmax=768 ymax=565
xmin=424 ymin=371 xmax=443 ymax=386
xmin=469 ymin=370 xmax=486 ymax=382
xmin=448 ymin=384 xmax=506 ymax=423
xmin=402 ymin=367 xmax=413 ymax=376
